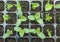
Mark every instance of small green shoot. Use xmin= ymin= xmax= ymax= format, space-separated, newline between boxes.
xmin=28 ymin=12 xmax=43 ymax=24
xmin=45 ymin=0 xmax=53 ymax=11
xmin=3 ymin=14 xmax=10 ymax=21
xmin=6 ymin=3 xmax=13 ymax=10
xmin=3 ymin=29 xmax=12 ymax=39
xmin=55 ymin=4 xmax=60 ymax=9
xmin=45 ymin=13 xmax=52 ymax=22
xmin=59 ymin=17 xmax=60 ymax=21
xmin=31 ymin=2 xmax=39 ymax=9
xmin=46 ymin=29 xmax=52 ymax=37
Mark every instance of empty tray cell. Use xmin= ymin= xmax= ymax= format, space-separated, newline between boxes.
xmin=6 ymin=1 xmax=17 ymax=11
xmin=31 ymin=38 xmax=42 ymax=42
xmin=31 ymin=1 xmax=41 ymax=12
xmin=5 ymin=25 xmax=16 ymax=36
xmin=30 ymin=12 xmax=42 ymax=24
xmin=20 ymin=1 xmax=29 ymax=12
xmin=18 ymin=24 xmax=29 ymax=36
xmin=0 ymin=25 xmax=4 ymax=36
xmin=56 ymin=25 xmax=60 ymax=36
xmin=19 ymin=13 xmax=29 ymax=25
xmin=6 ymin=13 xmax=17 ymax=24
xmin=31 ymin=25 xmax=42 ymax=36
xmin=5 ymin=38 xmax=16 ymax=42
xmin=0 ymin=38 xmax=3 ymax=42
xmin=43 ymin=1 xmax=54 ymax=12
xmin=0 ymin=1 xmax=4 ymax=11
xmin=56 ymin=38 xmax=60 ymax=42
xmin=18 ymin=38 xmax=29 ymax=42
xmin=0 ymin=13 xmax=4 ymax=24
xmin=43 ymin=12 xmax=54 ymax=24
xmin=55 ymin=1 xmax=60 ymax=12
xmin=43 ymin=25 xmax=54 ymax=37
xmin=55 ymin=13 xmax=60 ymax=24
xmin=43 ymin=38 xmax=54 ymax=42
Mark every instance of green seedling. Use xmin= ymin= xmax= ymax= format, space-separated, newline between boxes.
xmin=3 ymin=29 xmax=12 ymax=39
xmin=3 ymin=14 xmax=10 ymax=21
xmin=31 ymin=2 xmax=39 ymax=9
xmin=59 ymin=17 xmax=60 ymax=21
xmin=45 ymin=13 xmax=52 ymax=22
xmin=46 ymin=29 xmax=52 ymax=37
xmin=6 ymin=3 xmax=13 ymax=10
xmin=55 ymin=4 xmax=60 ymax=9
xmin=35 ymin=28 xmax=46 ymax=39
xmin=45 ymin=0 xmax=53 ymax=11
xmin=28 ymin=12 xmax=43 ymax=24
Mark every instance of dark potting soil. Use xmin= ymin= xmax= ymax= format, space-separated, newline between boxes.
xmin=0 ymin=38 xmax=3 ymax=42
xmin=55 ymin=1 xmax=60 ymax=12
xmin=31 ymin=1 xmax=41 ymax=12
xmin=56 ymin=38 xmax=60 ymax=42
xmin=55 ymin=13 xmax=60 ymax=24
xmin=21 ymin=13 xmax=29 ymax=25
xmin=6 ymin=1 xmax=17 ymax=11
xmin=0 ymin=1 xmax=4 ymax=11
xmin=5 ymin=38 xmax=16 ymax=42
xmin=6 ymin=13 xmax=17 ymax=24
xmin=20 ymin=1 xmax=29 ymax=12
xmin=43 ymin=12 xmax=54 ymax=24
xmin=31 ymin=38 xmax=42 ymax=42
xmin=44 ymin=38 xmax=54 ymax=42
xmin=43 ymin=25 xmax=54 ymax=37
xmin=31 ymin=25 xmax=42 ymax=36
xmin=43 ymin=1 xmax=54 ymax=12
xmin=5 ymin=25 xmax=16 ymax=36
xmin=56 ymin=25 xmax=60 ymax=36
xmin=0 ymin=13 xmax=4 ymax=24
xmin=18 ymin=24 xmax=29 ymax=36
xmin=31 ymin=12 xmax=42 ymax=24
xmin=0 ymin=25 xmax=4 ymax=36
xmin=18 ymin=38 xmax=28 ymax=42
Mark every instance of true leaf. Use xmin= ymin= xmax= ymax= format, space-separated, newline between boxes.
xmin=7 ymin=29 xmax=12 ymax=35
xmin=19 ymin=29 xmax=25 ymax=37
xmin=28 ymin=15 xmax=35 ymax=20
xmin=36 ymin=28 xmax=40 ymax=34
xmin=55 ymin=4 xmax=60 ymax=9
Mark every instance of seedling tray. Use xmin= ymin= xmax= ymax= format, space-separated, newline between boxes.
xmin=0 ymin=0 xmax=60 ymax=42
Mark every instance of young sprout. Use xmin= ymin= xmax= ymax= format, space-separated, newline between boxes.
xmin=3 ymin=14 xmax=10 ymax=21
xmin=6 ymin=3 xmax=13 ymax=10
xmin=46 ymin=29 xmax=52 ymax=37
xmin=45 ymin=13 xmax=52 ymax=22
xmin=45 ymin=0 xmax=53 ymax=11
xmin=28 ymin=12 xmax=43 ymax=24
xmin=59 ymin=17 xmax=60 ymax=21
xmin=3 ymin=29 xmax=12 ymax=39
xmin=55 ymin=4 xmax=60 ymax=9
xmin=31 ymin=2 xmax=39 ymax=9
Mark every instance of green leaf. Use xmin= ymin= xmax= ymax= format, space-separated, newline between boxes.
xmin=28 ymin=15 xmax=35 ymax=20
xmin=14 ymin=27 xmax=22 ymax=32
xmin=29 ymin=29 xmax=36 ymax=34
xmin=7 ymin=29 xmax=12 ymax=35
xmin=32 ymin=2 xmax=39 ymax=9
xmin=55 ymin=4 xmax=60 ymax=9
xmin=18 ymin=10 xmax=23 ymax=18
xmin=45 ymin=3 xmax=53 ymax=11
xmin=19 ymin=29 xmax=25 ymax=37
xmin=24 ymin=28 xmax=30 ymax=33
xmin=20 ymin=16 xmax=27 ymax=21
xmin=36 ymin=28 xmax=40 ymax=34
xmin=3 ymin=33 xmax=10 ymax=39
xmin=35 ymin=12 xmax=40 ymax=20
xmin=45 ymin=14 xmax=52 ymax=22
xmin=37 ymin=32 xmax=45 ymax=39
xmin=36 ymin=19 xmax=43 ymax=24
xmin=16 ymin=19 xmax=21 ymax=27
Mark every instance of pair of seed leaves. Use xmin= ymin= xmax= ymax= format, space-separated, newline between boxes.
xmin=14 ymin=26 xmax=45 ymax=39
